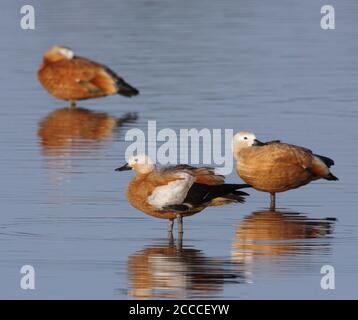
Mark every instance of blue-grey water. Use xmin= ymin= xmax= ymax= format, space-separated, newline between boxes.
xmin=1 ymin=0 xmax=357 ymax=299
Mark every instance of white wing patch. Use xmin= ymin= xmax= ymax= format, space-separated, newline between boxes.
xmin=148 ymin=172 xmax=195 ymax=209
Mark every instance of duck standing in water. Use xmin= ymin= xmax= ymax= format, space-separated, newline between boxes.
xmin=38 ymin=46 xmax=139 ymax=108
xmin=116 ymin=155 xmax=250 ymax=236
xmin=232 ymin=132 xmax=338 ymax=210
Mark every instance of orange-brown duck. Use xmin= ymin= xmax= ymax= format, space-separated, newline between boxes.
xmin=233 ymin=132 xmax=338 ymax=209
xmin=116 ymin=154 xmax=250 ymax=234
xmin=38 ymin=46 xmax=139 ymax=107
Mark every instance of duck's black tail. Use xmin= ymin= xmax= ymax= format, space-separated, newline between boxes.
xmin=162 ymin=184 xmax=251 ymax=212
xmin=185 ymin=183 xmax=251 ymax=205
xmin=315 ymin=154 xmax=335 ymax=168
xmin=324 ymin=173 xmax=339 ymax=181
xmin=117 ymin=79 xmax=139 ymax=97
xmin=102 ymin=65 xmax=139 ymax=97
xmin=211 ymin=183 xmax=251 ymax=204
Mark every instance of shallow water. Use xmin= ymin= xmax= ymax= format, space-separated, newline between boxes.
xmin=1 ymin=0 xmax=358 ymax=299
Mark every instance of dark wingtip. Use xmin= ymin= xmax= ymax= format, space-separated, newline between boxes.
xmin=238 ymin=184 xmax=252 ymax=189
xmin=226 ymin=190 xmax=250 ymax=204
xmin=234 ymin=196 xmax=247 ymax=204
xmin=233 ymin=190 xmax=250 ymax=197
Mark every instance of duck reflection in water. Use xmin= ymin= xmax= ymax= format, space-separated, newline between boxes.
xmin=38 ymin=107 xmax=137 ymax=187
xmin=127 ymin=238 xmax=246 ymax=299
xmin=232 ymin=210 xmax=336 ymax=277
xmin=38 ymin=107 xmax=137 ymax=156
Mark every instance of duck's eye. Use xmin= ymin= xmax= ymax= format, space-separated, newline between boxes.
xmin=244 ymin=137 xmax=248 ymax=140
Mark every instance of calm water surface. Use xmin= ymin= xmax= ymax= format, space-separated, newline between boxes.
xmin=0 ymin=0 xmax=358 ymax=299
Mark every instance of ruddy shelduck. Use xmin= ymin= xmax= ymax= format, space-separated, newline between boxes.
xmin=38 ymin=46 xmax=139 ymax=108
xmin=232 ymin=132 xmax=338 ymax=209
xmin=116 ymin=154 xmax=250 ymax=235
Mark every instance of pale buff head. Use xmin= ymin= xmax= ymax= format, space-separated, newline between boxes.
xmin=43 ymin=46 xmax=74 ymax=63
xmin=232 ymin=131 xmax=257 ymax=159
xmin=116 ymin=154 xmax=155 ymax=174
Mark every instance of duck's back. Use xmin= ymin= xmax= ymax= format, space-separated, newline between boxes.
xmin=236 ymin=143 xmax=316 ymax=193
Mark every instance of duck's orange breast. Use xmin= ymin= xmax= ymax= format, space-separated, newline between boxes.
xmin=38 ymin=58 xmax=117 ymax=101
xmin=236 ymin=144 xmax=316 ymax=193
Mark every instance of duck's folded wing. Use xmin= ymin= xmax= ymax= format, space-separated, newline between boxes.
xmin=283 ymin=145 xmax=335 ymax=170
xmin=147 ymin=172 xmax=195 ymax=209
xmin=282 ymin=145 xmax=334 ymax=177
xmin=74 ymin=57 xmax=138 ymax=97
xmin=53 ymin=57 xmax=117 ymax=95
xmin=79 ymin=58 xmax=119 ymax=94
xmin=261 ymin=143 xmax=313 ymax=167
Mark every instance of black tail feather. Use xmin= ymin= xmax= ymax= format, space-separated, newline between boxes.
xmin=117 ymin=80 xmax=139 ymax=97
xmin=184 ymin=183 xmax=251 ymax=206
xmin=324 ymin=173 xmax=339 ymax=181
xmin=101 ymin=65 xmax=139 ymax=97
xmin=232 ymin=190 xmax=250 ymax=197
xmin=315 ymin=154 xmax=335 ymax=168
xmin=221 ymin=191 xmax=248 ymax=203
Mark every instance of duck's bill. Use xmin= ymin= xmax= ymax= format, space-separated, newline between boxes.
xmin=253 ymin=139 xmax=265 ymax=146
xmin=115 ymin=163 xmax=131 ymax=171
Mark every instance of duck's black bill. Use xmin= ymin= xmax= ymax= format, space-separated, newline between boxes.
xmin=115 ymin=163 xmax=131 ymax=171
xmin=253 ymin=139 xmax=265 ymax=146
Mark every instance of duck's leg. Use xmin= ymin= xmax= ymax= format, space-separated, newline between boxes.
xmin=168 ymin=219 xmax=175 ymax=245
xmin=270 ymin=193 xmax=276 ymax=211
xmin=177 ymin=231 xmax=183 ymax=250
xmin=175 ymin=215 xmax=183 ymax=250
xmin=176 ymin=214 xmax=183 ymax=234
xmin=168 ymin=229 xmax=174 ymax=245
xmin=69 ymin=100 xmax=76 ymax=109
xmin=167 ymin=218 xmax=174 ymax=233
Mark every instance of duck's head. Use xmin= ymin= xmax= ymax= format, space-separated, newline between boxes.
xmin=115 ymin=154 xmax=155 ymax=174
xmin=43 ymin=46 xmax=74 ymax=63
xmin=232 ymin=131 xmax=257 ymax=159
